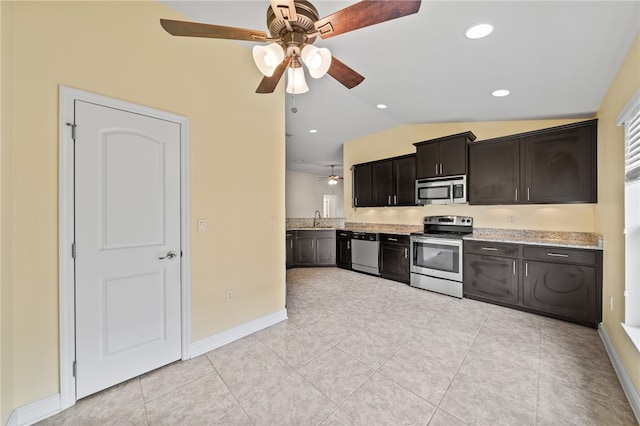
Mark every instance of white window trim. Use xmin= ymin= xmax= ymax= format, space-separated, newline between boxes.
xmin=618 ymin=88 xmax=640 ymax=352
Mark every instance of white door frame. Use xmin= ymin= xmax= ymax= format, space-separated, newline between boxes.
xmin=58 ymin=86 xmax=191 ymax=410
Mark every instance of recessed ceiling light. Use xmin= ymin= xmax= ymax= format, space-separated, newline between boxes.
xmin=377 ymin=104 xmax=387 ymax=109
xmin=491 ymin=89 xmax=510 ymax=97
xmin=309 ymin=129 xmax=318 ymax=133
xmin=465 ymin=23 xmax=493 ymax=39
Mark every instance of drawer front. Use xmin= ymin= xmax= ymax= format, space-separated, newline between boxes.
xmin=464 ymin=241 xmax=519 ymax=257
xmin=523 ymin=246 xmax=597 ymax=265
xmin=379 ymin=233 xmax=410 ymax=245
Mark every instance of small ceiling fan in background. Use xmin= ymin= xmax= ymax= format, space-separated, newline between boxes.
xmin=320 ymin=165 xmax=343 ymax=185
xmin=160 ymin=0 xmax=421 ymax=94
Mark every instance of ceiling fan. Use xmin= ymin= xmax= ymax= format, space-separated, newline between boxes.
xmin=323 ymin=165 xmax=343 ymax=185
xmin=160 ymin=0 xmax=422 ymax=94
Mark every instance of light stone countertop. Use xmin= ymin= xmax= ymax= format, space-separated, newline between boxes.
xmin=465 ymin=228 xmax=603 ymax=250
xmin=286 ymin=219 xmax=603 ymax=250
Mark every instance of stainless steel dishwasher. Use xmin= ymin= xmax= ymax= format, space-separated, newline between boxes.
xmin=351 ymin=232 xmax=380 ymax=276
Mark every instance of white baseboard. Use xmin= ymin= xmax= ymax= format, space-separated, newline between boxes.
xmin=189 ymin=309 xmax=288 ymax=358
xmin=7 ymin=393 xmax=61 ymax=426
xmin=599 ymin=324 xmax=640 ymax=424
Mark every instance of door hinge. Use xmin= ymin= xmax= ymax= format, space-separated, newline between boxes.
xmin=66 ymin=122 xmax=77 ymax=140
xmin=72 ymin=361 xmax=77 ymax=377
xmin=71 ymin=242 xmax=76 ymax=259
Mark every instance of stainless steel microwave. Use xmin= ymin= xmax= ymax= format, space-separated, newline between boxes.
xmin=415 ymin=175 xmax=467 ymax=205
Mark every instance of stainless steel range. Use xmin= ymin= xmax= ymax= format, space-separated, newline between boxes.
xmin=410 ymin=215 xmax=473 ymax=298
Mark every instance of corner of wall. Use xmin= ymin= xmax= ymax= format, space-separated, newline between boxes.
xmin=0 ymin=0 xmax=16 ymax=423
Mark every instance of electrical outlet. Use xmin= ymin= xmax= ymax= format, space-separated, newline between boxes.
xmin=225 ymin=289 xmax=234 ymax=303
xmin=271 ymin=217 xmax=276 ymax=227
xmin=197 ymin=219 xmax=207 ymax=232
xmin=609 ymin=295 xmax=613 ymax=310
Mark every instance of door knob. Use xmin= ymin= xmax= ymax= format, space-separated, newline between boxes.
xmin=158 ymin=250 xmax=177 ymax=260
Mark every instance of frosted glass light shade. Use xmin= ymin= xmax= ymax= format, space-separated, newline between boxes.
xmin=252 ymin=43 xmax=285 ymax=77
xmin=286 ymin=67 xmax=309 ymax=94
xmin=301 ymin=45 xmax=332 ymax=78
xmin=328 ymin=177 xmax=338 ymax=185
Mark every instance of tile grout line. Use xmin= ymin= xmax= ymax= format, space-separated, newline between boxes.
xmin=203 ymin=351 xmax=256 ymax=425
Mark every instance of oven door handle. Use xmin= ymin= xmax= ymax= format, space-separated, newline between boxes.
xmin=410 ymin=236 xmax=463 ymax=249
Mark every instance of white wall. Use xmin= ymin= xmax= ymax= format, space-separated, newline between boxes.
xmin=286 ymin=169 xmax=344 ymax=218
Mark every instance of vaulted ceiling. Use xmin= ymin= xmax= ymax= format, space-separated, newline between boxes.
xmin=161 ymin=1 xmax=640 ymax=179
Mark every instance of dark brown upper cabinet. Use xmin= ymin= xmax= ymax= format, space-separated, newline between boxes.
xmin=414 ymin=132 xmax=476 ymax=179
xmin=468 ymin=119 xmax=597 ymax=205
xmin=522 ymin=121 xmax=597 ymax=203
xmin=352 ymin=163 xmax=373 ymax=207
xmin=468 ymin=137 xmax=520 ymax=204
xmin=355 ymin=154 xmax=416 ymax=207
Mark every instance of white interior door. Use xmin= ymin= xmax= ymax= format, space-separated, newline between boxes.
xmin=74 ymin=100 xmax=182 ymax=399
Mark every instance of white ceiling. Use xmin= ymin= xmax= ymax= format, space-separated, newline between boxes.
xmin=161 ymin=1 xmax=640 ymax=179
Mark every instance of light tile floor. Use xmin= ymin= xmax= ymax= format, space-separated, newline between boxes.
xmin=40 ymin=267 xmax=637 ymax=425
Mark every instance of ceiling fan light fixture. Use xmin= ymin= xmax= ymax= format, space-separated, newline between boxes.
xmin=286 ymin=66 xmax=309 ymax=94
xmin=301 ymin=45 xmax=332 ymax=78
xmin=252 ymin=43 xmax=285 ymax=77
xmin=328 ymin=177 xmax=339 ymax=185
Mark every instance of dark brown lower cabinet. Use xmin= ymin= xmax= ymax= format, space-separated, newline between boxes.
xmin=523 ymin=260 xmax=599 ymax=324
xmin=464 ymin=253 xmax=518 ymax=304
xmin=286 ymin=231 xmax=295 ymax=269
xmin=463 ymin=240 xmax=602 ymax=328
xmin=295 ymin=230 xmax=336 ymax=266
xmin=379 ymin=234 xmax=410 ymax=284
xmin=336 ymin=230 xmax=353 ymax=270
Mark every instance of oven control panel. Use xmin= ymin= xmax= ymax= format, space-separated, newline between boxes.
xmin=424 ymin=215 xmax=473 ymax=226
xmin=352 ymin=232 xmax=378 ymax=241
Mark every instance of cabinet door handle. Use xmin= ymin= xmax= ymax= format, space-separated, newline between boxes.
xmin=394 ymin=195 xmax=397 ymax=205
xmin=515 ymin=188 xmax=518 ymax=202
xmin=513 ymin=260 xmax=516 ymax=275
xmin=312 ymin=240 xmax=314 ymax=247
xmin=547 ymin=252 xmax=569 ymax=258
xmin=481 ymin=247 xmax=498 ymax=251
xmin=290 ymin=240 xmax=293 ymax=248
xmin=525 ymin=262 xmax=528 ymax=277
xmin=347 ymin=241 xmax=350 ymax=250
xmin=405 ymin=247 xmax=408 ymax=258
xmin=435 ymin=164 xmax=439 ymax=175
xmin=355 ymin=197 xmax=358 ymax=206
xmin=388 ymin=237 xmax=398 ymax=242
xmin=440 ymin=163 xmax=443 ymax=175
xmin=527 ymin=187 xmax=530 ymax=201
xmin=388 ymin=195 xmax=391 ymax=205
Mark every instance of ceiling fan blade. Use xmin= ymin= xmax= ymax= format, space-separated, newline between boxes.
xmin=256 ymin=56 xmax=292 ymax=93
xmin=270 ymin=0 xmax=298 ymax=21
xmin=314 ymin=0 xmax=422 ymax=39
xmin=327 ymin=57 xmax=365 ymax=89
xmin=160 ymin=19 xmax=267 ymax=42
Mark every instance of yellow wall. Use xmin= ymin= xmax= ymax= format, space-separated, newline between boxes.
xmin=344 ymin=119 xmax=595 ymax=231
xmin=2 ymin=0 xmax=285 ymax=418
xmin=595 ymin=33 xmax=640 ymax=393
xmin=1 ymin=1 xmax=16 ymax=423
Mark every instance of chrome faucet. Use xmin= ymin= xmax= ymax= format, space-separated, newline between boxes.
xmin=313 ymin=210 xmax=322 ymax=227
